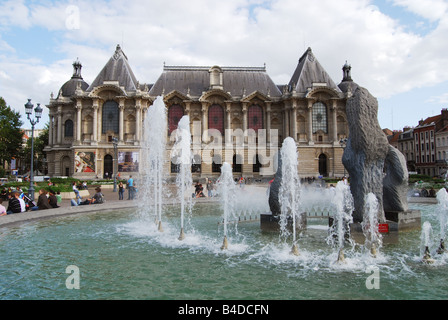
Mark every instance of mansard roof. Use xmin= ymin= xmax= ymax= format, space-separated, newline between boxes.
xmin=86 ymin=45 xmax=139 ymax=93
xmin=289 ymin=47 xmax=341 ymax=94
xmin=149 ymin=65 xmax=282 ymax=98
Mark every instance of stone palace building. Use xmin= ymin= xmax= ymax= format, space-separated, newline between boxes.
xmin=44 ymin=45 xmax=357 ymax=180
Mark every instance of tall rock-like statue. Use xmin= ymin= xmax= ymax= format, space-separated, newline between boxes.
xmin=342 ymin=87 xmax=389 ymax=223
xmin=269 ymin=151 xmax=282 ymax=217
xmin=383 ymin=145 xmax=409 ymax=212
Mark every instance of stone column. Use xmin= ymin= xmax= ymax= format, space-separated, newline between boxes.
xmin=97 ymin=100 xmax=102 ymax=142
xmin=119 ymin=99 xmax=125 ymax=142
xmin=266 ymin=102 xmax=271 ymax=144
xmin=48 ymin=115 xmax=53 ymax=146
xmin=332 ymin=100 xmax=338 ymax=143
xmin=307 ymin=100 xmax=314 ymax=145
xmin=242 ymin=102 xmax=248 ymax=144
xmin=201 ymin=102 xmax=208 ymax=143
xmin=291 ymin=101 xmax=298 ymax=142
xmin=185 ymin=102 xmax=191 ymax=116
xmin=284 ymin=106 xmax=290 ymax=138
xmin=52 ymin=116 xmax=57 ymax=145
xmin=135 ymin=99 xmax=141 ymax=142
xmin=57 ymin=107 xmax=62 ymax=145
xmin=92 ymin=100 xmax=98 ymax=143
xmin=76 ymin=101 xmax=82 ymax=142
xmin=141 ymin=106 xmax=148 ymax=142
xmin=225 ymin=102 xmax=232 ymax=145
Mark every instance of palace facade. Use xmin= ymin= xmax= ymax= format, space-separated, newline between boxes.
xmin=45 ymin=45 xmax=357 ymax=180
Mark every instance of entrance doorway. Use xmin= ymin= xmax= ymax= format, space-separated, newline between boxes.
xmin=318 ymin=154 xmax=328 ymax=177
xmin=104 ymin=154 xmax=113 ymax=179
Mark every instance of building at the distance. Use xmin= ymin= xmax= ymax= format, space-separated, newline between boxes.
xmin=45 ymin=45 xmax=357 ymax=180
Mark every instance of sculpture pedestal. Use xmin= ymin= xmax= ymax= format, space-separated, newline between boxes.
xmin=260 ymin=212 xmax=307 ymax=233
xmin=346 ymin=210 xmax=421 ymax=244
xmin=385 ymin=210 xmax=421 ymax=231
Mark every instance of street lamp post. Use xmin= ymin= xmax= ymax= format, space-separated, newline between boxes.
xmin=339 ymin=137 xmax=348 ymax=178
xmin=24 ymin=99 xmax=43 ymax=201
xmin=112 ymin=137 xmax=118 ymax=192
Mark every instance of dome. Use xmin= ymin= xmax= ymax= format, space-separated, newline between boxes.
xmin=338 ymin=61 xmax=359 ymax=94
xmin=58 ymin=59 xmax=89 ymax=98
xmin=59 ymin=78 xmax=89 ymax=97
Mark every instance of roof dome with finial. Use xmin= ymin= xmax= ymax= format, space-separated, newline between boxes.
xmin=58 ymin=58 xmax=89 ymax=98
xmin=338 ymin=60 xmax=359 ymax=94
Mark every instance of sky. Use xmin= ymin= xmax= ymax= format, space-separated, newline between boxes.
xmin=1 ymin=0 xmax=448 ymax=131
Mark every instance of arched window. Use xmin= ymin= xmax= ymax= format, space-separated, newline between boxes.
xmin=191 ymin=154 xmax=202 ymax=173
xmin=248 ymin=105 xmax=263 ymax=132
xmin=65 ymin=119 xmax=74 ymax=137
xmin=171 ymin=156 xmax=180 ymax=173
xmin=253 ymin=154 xmax=262 ymax=173
xmin=168 ymin=104 xmax=184 ymax=135
xmin=318 ymin=153 xmax=328 ymax=177
xmin=233 ymin=154 xmax=242 ymax=173
xmin=212 ymin=154 xmax=222 ymax=173
xmin=312 ymin=102 xmax=328 ymax=134
xmin=208 ymin=104 xmax=224 ymax=134
xmin=102 ymin=100 xmax=119 ymax=134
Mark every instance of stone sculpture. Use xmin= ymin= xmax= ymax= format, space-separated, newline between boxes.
xmin=268 ymin=151 xmax=282 ymax=217
xmin=383 ymin=145 xmax=409 ymax=213
xmin=342 ymin=87 xmax=389 ymax=223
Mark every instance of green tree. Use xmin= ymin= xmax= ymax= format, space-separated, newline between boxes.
xmin=20 ymin=123 xmax=49 ymax=175
xmin=0 ymin=97 xmax=23 ymax=173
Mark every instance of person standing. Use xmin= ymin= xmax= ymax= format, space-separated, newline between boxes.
xmin=127 ymin=175 xmax=134 ymax=200
xmin=118 ymin=181 xmax=124 ymax=200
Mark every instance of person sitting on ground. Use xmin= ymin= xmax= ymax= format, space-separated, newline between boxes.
xmin=0 ymin=198 xmax=7 ymax=216
xmin=48 ymin=190 xmax=59 ymax=208
xmin=7 ymin=191 xmax=22 ymax=214
xmin=72 ymin=182 xmax=81 ymax=199
xmin=91 ymin=187 xmax=104 ymax=204
xmin=35 ymin=189 xmax=52 ymax=210
xmin=71 ymin=187 xmax=104 ymax=206
xmin=195 ymin=182 xmax=204 ymax=198
xmin=56 ymin=191 xmax=62 ymax=206
xmin=18 ymin=193 xmax=26 ymax=213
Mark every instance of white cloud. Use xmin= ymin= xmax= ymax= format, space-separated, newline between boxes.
xmin=1 ymin=0 xmax=448 ymax=130
xmin=427 ymin=92 xmax=448 ymax=104
xmin=391 ymin=0 xmax=448 ymax=22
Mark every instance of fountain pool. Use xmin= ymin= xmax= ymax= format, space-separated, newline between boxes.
xmin=1 ymin=202 xmax=447 ymax=300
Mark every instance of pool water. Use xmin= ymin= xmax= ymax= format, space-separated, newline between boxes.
xmin=0 ymin=203 xmax=447 ymax=300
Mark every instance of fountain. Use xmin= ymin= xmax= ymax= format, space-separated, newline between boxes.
xmin=171 ymin=115 xmax=193 ymax=241
xmin=263 ymin=138 xmax=306 ymax=234
xmin=362 ymin=193 xmax=382 ymax=258
xmin=4 ymin=86 xmax=446 ymax=300
xmin=277 ymin=137 xmax=303 ymax=256
xmin=139 ymin=95 xmax=167 ymax=231
xmin=327 ymin=181 xmax=354 ymax=263
xmin=436 ymin=188 xmax=448 ymax=254
xmin=217 ymin=162 xmax=237 ymax=250
xmin=421 ymin=221 xmax=435 ymax=264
